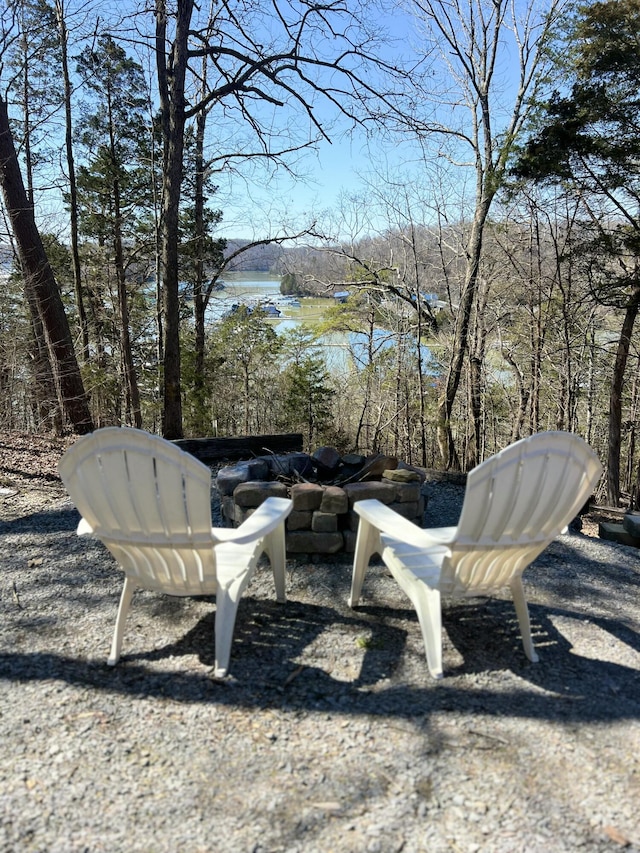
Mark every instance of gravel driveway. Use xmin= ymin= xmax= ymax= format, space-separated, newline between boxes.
xmin=1 ymin=472 xmax=639 ymax=853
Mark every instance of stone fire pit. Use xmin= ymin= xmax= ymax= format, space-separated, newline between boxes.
xmin=216 ymin=446 xmax=428 ymax=558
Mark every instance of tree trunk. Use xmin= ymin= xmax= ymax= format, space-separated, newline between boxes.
xmin=105 ymin=76 xmax=142 ymax=429
xmin=437 ymin=204 xmax=489 ymax=469
xmin=23 ymin=274 xmax=63 ymax=432
xmin=586 ymin=324 xmax=596 ymax=445
xmin=625 ymin=352 xmax=640 ymax=496
xmin=156 ymin=0 xmax=194 ymax=439
xmin=56 ymin=0 xmax=89 ymax=362
xmin=193 ymin=53 xmax=208 ymax=405
xmin=0 ymin=92 xmax=92 ymax=434
xmin=113 ymin=213 xmax=142 ymax=429
xmin=607 ymin=283 xmax=640 ymax=506
xmin=502 ymin=348 xmax=529 ymax=442
xmin=15 ymin=28 xmax=63 ymax=432
xmin=467 ymin=276 xmax=489 ymax=469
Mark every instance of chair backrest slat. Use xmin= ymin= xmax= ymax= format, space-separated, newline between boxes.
xmin=441 ymin=432 xmax=602 ymax=592
xmin=60 ymin=427 xmax=212 ymax=545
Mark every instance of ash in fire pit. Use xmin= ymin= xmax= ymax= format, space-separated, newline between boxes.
xmin=216 ymin=446 xmax=428 ymax=558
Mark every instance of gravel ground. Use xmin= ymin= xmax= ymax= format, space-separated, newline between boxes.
xmin=1 ymin=456 xmax=640 ymax=853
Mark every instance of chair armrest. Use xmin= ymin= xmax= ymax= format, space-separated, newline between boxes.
xmin=213 ymin=497 xmax=292 ymax=545
xmin=354 ymin=499 xmax=457 ymax=549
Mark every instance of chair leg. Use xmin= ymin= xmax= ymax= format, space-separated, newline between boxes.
xmin=213 ymin=582 xmax=243 ymax=678
xmin=510 ymin=576 xmax=539 ymax=663
xmin=264 ymin=527 xmax=287 ymax=604
xmin=411 ymin=583 xmax=444 ymax=679
xmin=348 ymin=519 xmax=380 ymax=607
xmin=107 ymin=576 xmax=136 ymax=665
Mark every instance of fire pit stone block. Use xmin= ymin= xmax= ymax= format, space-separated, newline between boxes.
xmin=285 ymin=531 xmax=344 ymax=554
xmin=233 ymin=480 xmax=288 ymax=507
xmin=290 ymin=482 xmax=324 ymax=511
xmin=320 ymin=486 xmax=349 ymax=514
xmin=216 ymin=449 xmax=428 ymax=557
xmin=343 ymin=481 xmax=397 ymax=505
xmin=312 ymin=511 xmax=339 ymax=533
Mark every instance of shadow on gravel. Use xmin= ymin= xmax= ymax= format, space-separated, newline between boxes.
xmin=530 ymin=536 xmax=640 ymax=606
xmin=1 ymin=506 xmax=79 ymax=535
xmin=2 ymin=596 xmax=638 ymax=724
xmin=442 ymin=598 xmax=640 ymax=694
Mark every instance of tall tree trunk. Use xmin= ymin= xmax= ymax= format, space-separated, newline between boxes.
xmin=22 ymin=267 xmax=62 ymax=432
xmin=193 ymin=53 xmax=208 ymax=411
xmin=607 ymin=283 xmax=640 ymax=506
xmin=0 ymin=92 xmax=92 ymax=434
xmin=468 ymin=276 xmax=489 ymax=469
xmin=625 ymin=353 xmax=640 ymax=498
xmin=113 ymin=215 xmax=142 ymax=429
xmin=586 ymin=323 xmax=596 ymax=445
xmin=529 ymin=282 xmax=544 ymax=434
xmin=55 ymin=0 xmax=89 ymax=362
xmin=502 ymin=348 xmax=529 ymax=442
xmin=15 ymin=24 xmax=62 ymax=431
xmin=437 ymin=204 xmax=489 ymax=469
xmin=105 ymin=76 xmax=142 ymax=429
xmin=156 ymin=0 xmax=194 ymax=439
xmin=408 ymin=228 xmax=428 ymax=467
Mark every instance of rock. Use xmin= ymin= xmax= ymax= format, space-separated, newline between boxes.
xmin=287 ymin=510 xmax=313 ymax=530
xmin=216 ymin=459 xmax=270 ymax=495
xmin=312 ymin=446 xmax=341 ymax=473
xmin=598 ymin=520 xmax=640 ymax=548
xmin=312 ymin=511 xmax=339 ymax=533
xmin=387 ymin=500 xmax=421 ymax=520
xmin=285 ymin=531 xmax=344 ymax=553
xmin=382 ymin=468 xmax=420 ymax=483
xmin=389 ymin=482 xmax=422 ymax=503
xmin=264 ymin=452 xmax=315 ymax=479
xmin=233 ymin=480 xmax=289 ymax=507
xmin=397 ymin=461 xmax=428 ymax=483
xmin=341 ymin=453 xmax=366 ymax=467
xmin=290 ymin=482 xmax=324 ymax=511
xmin=360 ymin=454 xmax=398 ymax=480
xmin=342 ymin=529 xmax=358 ymax=553
xmin=320 ymin=486 xmax=349 ymax=514
xmin=623 ymin=512 xmax=640 ymax=538
xmin=220 ymin=495 xmax=236 ymax=525
xmin=343 ymin=481 xmax=397 ymax=506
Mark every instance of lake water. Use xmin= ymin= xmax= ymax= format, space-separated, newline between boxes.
xmin=206 ymin=272 xmax=327 ymax=328
xmin=206 ymin=272 xmax=350 ymax=369
xmin=207 ymin=272 xmax=436 ymax=373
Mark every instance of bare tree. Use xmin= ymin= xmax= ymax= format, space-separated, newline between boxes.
xmin=402 ymin=0 xmax=567 ymax=467
xmin=151 ymin=0 xmax=408 ymax=437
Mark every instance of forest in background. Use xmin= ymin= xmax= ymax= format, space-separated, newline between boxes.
xmin=1 ymin=0 xmax=640 ymax=509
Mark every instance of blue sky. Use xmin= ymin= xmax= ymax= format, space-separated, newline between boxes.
xmin=216 ymin=128 xmax=403 ymax=240
xmin=205 ymin=6 xmax=422 ymax=240
xmin=204 ymin=0 xmax=545 ymax=242
xmin=16 ymin=0 xmax=418 ymax=243
xmin=9 ymin=0 xmax=551 ymax=244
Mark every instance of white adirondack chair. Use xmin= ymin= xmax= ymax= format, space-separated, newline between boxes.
xmin=58 ymin=427 xmax=292 ymax=677
xmin=348 ymin=431 xmax=602 ymax=678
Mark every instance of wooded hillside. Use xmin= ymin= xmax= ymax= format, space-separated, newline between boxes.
xmin=1 ymin=0 xmax=639 ymax=508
